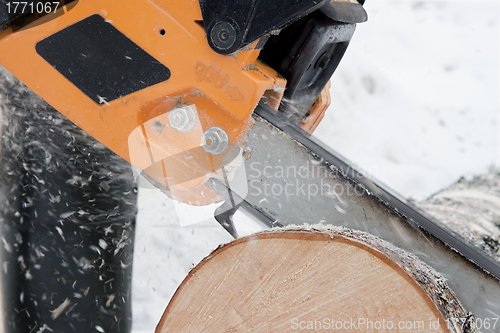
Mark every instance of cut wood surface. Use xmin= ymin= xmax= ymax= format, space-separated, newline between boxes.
xmin=156 ymin=227 xmax=475 ymax=333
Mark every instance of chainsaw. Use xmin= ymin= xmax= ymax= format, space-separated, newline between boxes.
xmin=1 ymin=1 xmax=499 ymax=332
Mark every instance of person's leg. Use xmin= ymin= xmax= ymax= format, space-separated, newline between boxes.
xmin=0 ymin=67 xmax=137 ymax=332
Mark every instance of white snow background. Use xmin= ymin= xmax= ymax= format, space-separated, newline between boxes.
xmin=133 ymin=0 xmax=498 ymax=332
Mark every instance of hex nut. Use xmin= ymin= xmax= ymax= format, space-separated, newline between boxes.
xmin=201 ymin=127 xmax=229 ymax=155
xmin=168 ymin=105 xmax=197 ymax=132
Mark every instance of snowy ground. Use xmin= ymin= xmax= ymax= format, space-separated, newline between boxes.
xmin=314 ymin=0 xmax=500 ymax=201
xmin=131 ymin=1 xmax=499 ymax=332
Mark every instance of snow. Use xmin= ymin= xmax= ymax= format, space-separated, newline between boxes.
xmin=131 ymin=181 xmax=233 ymax=332
xmin=131 ymin=1 xmax=498 ymax=332
xmin=314 ymin=0 xmax=500 ymax=200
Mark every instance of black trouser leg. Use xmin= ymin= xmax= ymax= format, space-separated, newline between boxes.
xmin=0 ymin=68 xmax=137 ymax=332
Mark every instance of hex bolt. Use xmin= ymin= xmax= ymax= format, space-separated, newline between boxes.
xmin=201 ymin=127 xmax=229 ymax=155
xmin=168 ymin=105 xmax=197 ymax=132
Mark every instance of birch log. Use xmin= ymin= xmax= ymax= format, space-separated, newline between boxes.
xmin=418 ymin=169 xmax=500 ymax=264
xmin=156 ymin=228 xmax=477 ymax=333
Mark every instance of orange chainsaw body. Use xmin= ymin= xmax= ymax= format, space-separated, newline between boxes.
xmin=0 ymin=0 xmax=288 ymax=203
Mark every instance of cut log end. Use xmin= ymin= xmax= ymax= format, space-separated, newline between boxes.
xmin=156 ymin=227 xmax=476 ymax=333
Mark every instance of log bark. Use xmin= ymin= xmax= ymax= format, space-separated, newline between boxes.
xmin=418 ymin=169 xmax=500 ymax=264
xmin=156 ymin=227 xmax=477 ymax=333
